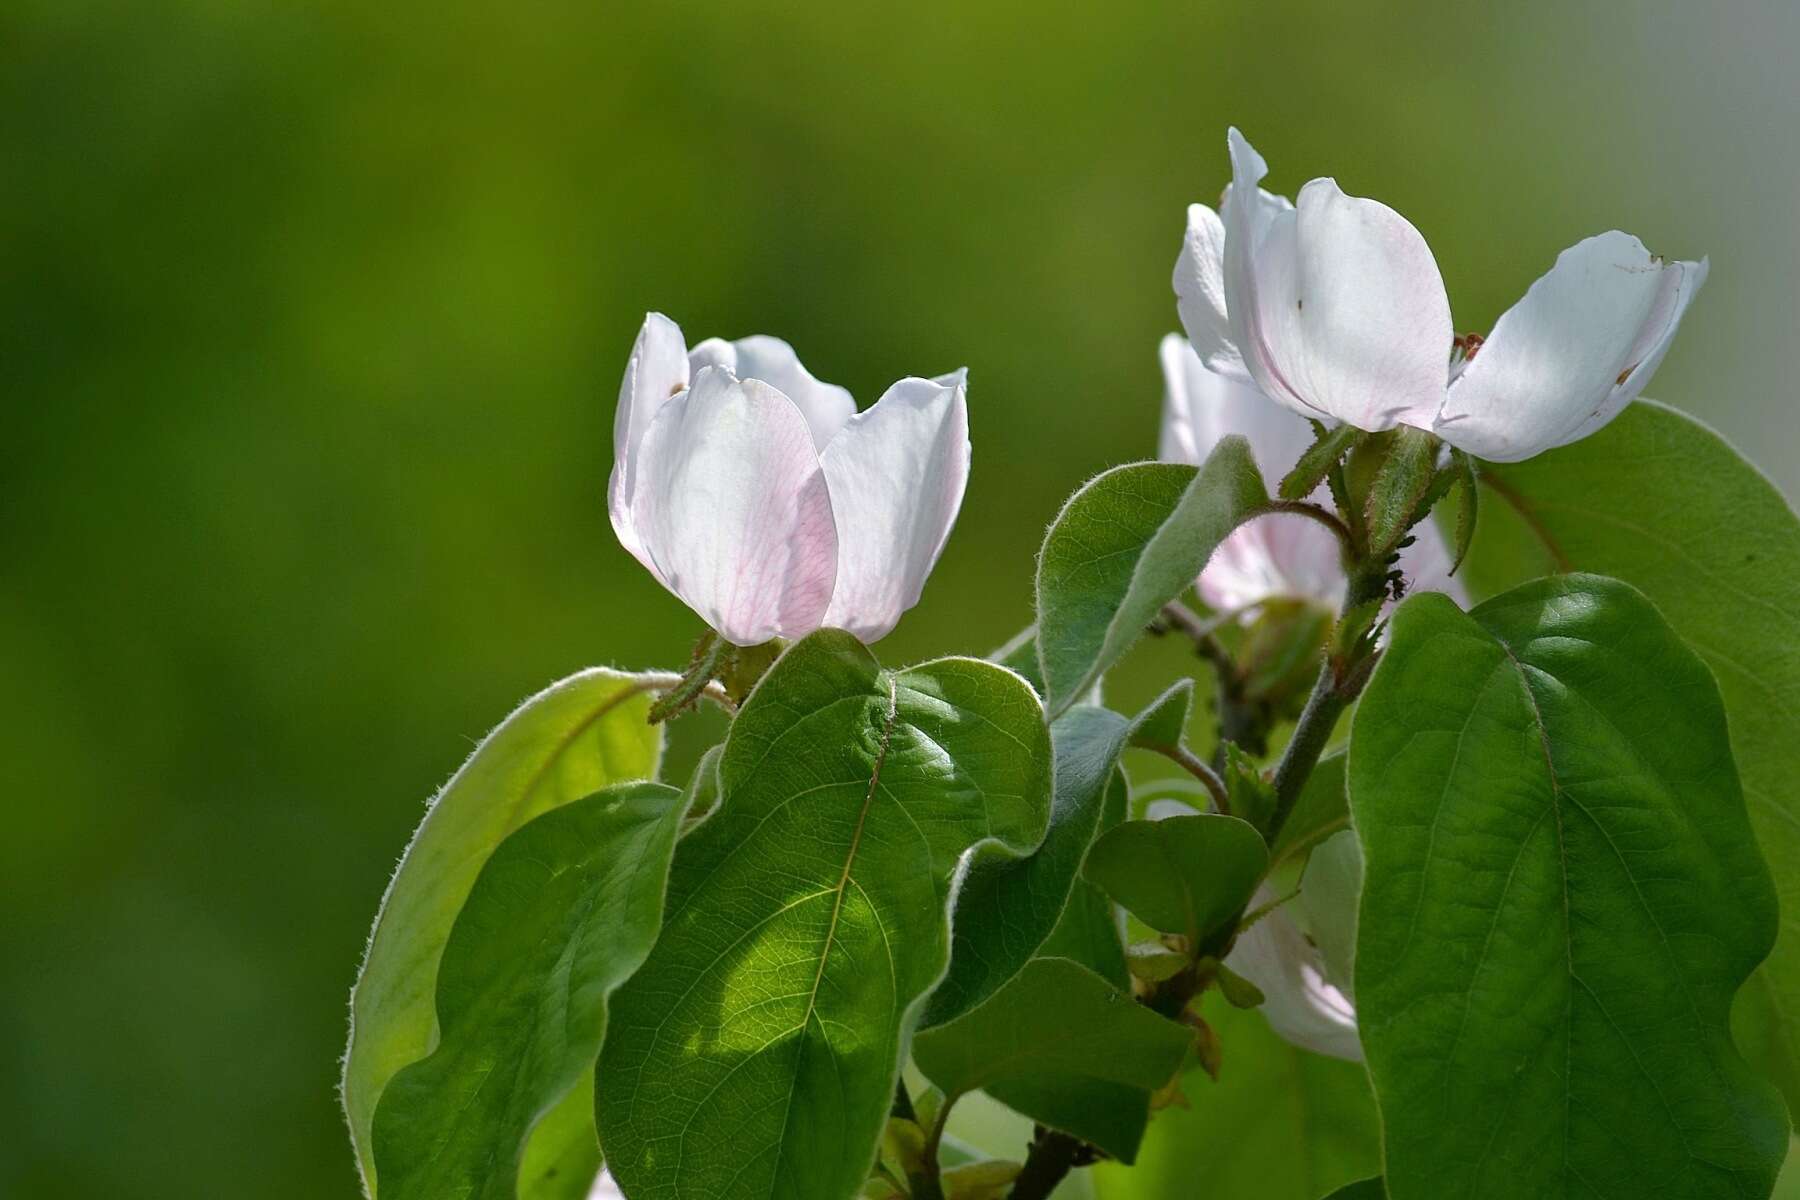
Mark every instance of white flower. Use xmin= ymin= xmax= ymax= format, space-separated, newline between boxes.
xmin=1226 ymin=831 xmax=1364 ymax=1061
xmin=609 ymin=313 xmax=970 ymax=645
xmin=1175 ymin=128 xmax=1707 ymax=462
xmin=1158 ymin=334 xmax=1465 ymax=615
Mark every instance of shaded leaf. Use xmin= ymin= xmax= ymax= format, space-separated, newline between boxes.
xmin=1083 ymin=814 xmax=1267 ymax=942
xmin=913 ymin=958 xmax=1191 ymax=1162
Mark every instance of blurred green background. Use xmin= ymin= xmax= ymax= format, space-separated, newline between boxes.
xmin=5 ymin=1 xmax=1797 ymax=1196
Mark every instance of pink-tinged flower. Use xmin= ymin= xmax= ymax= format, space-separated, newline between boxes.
xmin=1158 ymin=335 xmax=1464 ymax=614
xmin=609 ymin=313 xmax=970 ymax=645
xmin=1175 ymin=128 xmax=1707 ymax=463
xmin=1226 ymin=831 xmax=1364 ymax=1061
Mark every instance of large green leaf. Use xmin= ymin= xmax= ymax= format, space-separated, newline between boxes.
xmin=1459 ymin=399 xmax=1800 ymax=1110
xmin=1092 ymin=996 xmax=1381 ymax=1200
xmin=371 ymin=781 xmax=692 ymax=1200
xmin=912 ymin=957 xmax=1190 ymax=1163
xmin=1035 ymin=438 xmax=1270 ymax=715
xmin=595 ymin=631 xmax=1052 ymax=1200
xmin=343 ymin=668 xmax=664 ymax=1194
xmin=1351 ymin=576 xmax=1786 ymax=1198
xmin=1083 ymin=814 xmax=1266 ymax=943
xmin=1036 ymin=767 xmax=1133 ymax=988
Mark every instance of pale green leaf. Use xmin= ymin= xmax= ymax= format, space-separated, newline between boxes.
xmin=343 ymin=668 xmax=664 ymax=1194
xmin=1083 ymin=814 xmax=1267 ymax=942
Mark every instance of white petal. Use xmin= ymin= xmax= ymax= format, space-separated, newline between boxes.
xmin=1174 ymin=204 xmax=1251 ymax=382
xmin=586 ymin=1169 xmax=625 ymax=1199
xmin=1157 ymin=334 xmax=1316 ymax=477
xmin=1436 ymin=233 xmax=1707 ymax=461
xmin=1244 ymin=177 xmax=1454 ymax=431
xmin=818 ymin=372 xmax=971 ymax=642
xmin=687 ymin=334 xmax=857 ymax=449
xmin=1198 ymin=512 xmax=1344 ymax=613
xmin=1226 ymin=884 xmax=1363 ymax=1062
xmin=630 ymin=367 xmax=838 ymax=644
xmin=609 ymin=313 xmax=689 ymax=566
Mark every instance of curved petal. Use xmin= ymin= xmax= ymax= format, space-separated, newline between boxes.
xmin=818 ymin=371 xmax=971 ymax=642
xmin=1436 ymin=233 xmax=1707 ymax=461
xmin=1157 ymin=334 xmax=1316 ymax=477
xmin=1226 ymin=883 xmax=1363 ymax=1062
xmin=1175 ymin=203 xmax=1251 ymax=383
xmin=630 ymin=367 xmax=838 ymax=644
xmin=687 ymin=334 xmax=857 ymax=449
xmin=1198 ymin=512 xmax=1344 ymax=613
xmin=609 ymin=312 xmax=689 ymax=566
xmin=1240 ymin=173 xmax=1454 ymax=431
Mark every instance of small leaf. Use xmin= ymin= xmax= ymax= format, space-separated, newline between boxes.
xmin=1126 ymin=678 xmax=1195 ymax=752
xmin=942 ymin=1160 xmax=1023 ymax=1200
xmin=1352 ymin=576 xmax=1787 ymax=1198
xmin=596 ymin=632 xmax=1052 ymax=1200
xmin=1447 ymin=448 xmax=1478 ymax=574
xmin=1036 ymin=440 xmax=1270 ymax=715
xmin=1126 ymin=941 xmax=1189 ymax=983
xmin=1361 ymin=425 xmax=1438 ymax=554
xmin=343 ymin=668 xmax=664 ymax=1193
xmin=1212 ymin=961 xmax=1265 ymax=1010
xmin=1221 ymin=743 xmax=1276 ymax=834
xmin=370 ymin=781 xmax=692 ymax=1200
xmin=913 ymin=958 xmax=1192 ymax=1162
xmin=1083 ymin=814 xmax=1268 ymax=942
xmin=1267 ymin=751 xmax=1348 ymax=869
xmin=1280 ymin=421 xmax=1363 ymax=501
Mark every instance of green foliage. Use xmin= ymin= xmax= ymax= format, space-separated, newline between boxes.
xmin=913 ymin=958 xmax=1192 ymax=1162
xmin=370 ymin=781 xmax=692 ymax=1200
xmin=1035 ymin=439 xmax=1269 ymax=714
xmin=1083 ymin=814 xmax=1266 ymax=942
xmin=1351 ymin=577 xmax=1787 ymax=1198
xmin=1322 ymin=1182 xmax=1387 ymax=1200
xmin=927 ymin=704 xmax=1132 ymax=1027
xmin=1459 ymin=399 xmax=1800 ymax=1114
xmin=1280 ymin=421 xmax=1362 ymax=501
xmin=1362 ymin=426 xmax=1439 ymax=553
xmin=1266 ymin=751 xmax=1348 ymax=869
xmin=595 ymin=631 xmax=1051 ymax=1200
xmin=342 ymin=669 xmax=663 ymax=1193
xmin=1093 ymin=997 xmax=1382 ymax=1200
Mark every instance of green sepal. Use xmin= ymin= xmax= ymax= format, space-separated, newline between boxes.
xmin=1280 ymin=420 xmax=1362 ymax=501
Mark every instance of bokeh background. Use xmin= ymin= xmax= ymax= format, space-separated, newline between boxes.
xmin=6 ymin=2 xmax=1798 ymax=1196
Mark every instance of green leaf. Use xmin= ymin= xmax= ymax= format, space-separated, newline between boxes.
xmin=343 ymin=668 xmax=664 ymax=1194
xmin=1222 ymin=741 xmax=1277 ymax=835
xmin=1362 ymin=425 xmax=1438 ymax=553
xmin=988 ymin=625 xmax=1045 ymax=697
xmin=1093 ymin=995 xmax=1381 ymax=1200
xmin=926 ymin=705 xmax=1131 ymax=1027
xmin=1036 ymin=439 xmax=1269 ymax=715
xmin=370 ymin=781 xmax=692 ymax=1200
xmin=1036 ymin=767 xmax=1133 ymax=987
xmin=1351 ymin=576 xmax=1787 ymax=1198
xmin=595 ymin=631 xmax=1052 ymax=1200
xmin=1447 ymin=447 xmax=1478 ymax=574
xmin=1458 ymin=399 xmax=1800 ymax=1112
xmin=514 ymin=1074 xmax=600 ymax=1200
xmin=1280 ymin=420 xmax=1362 ymax=501
xmin=1125 ymin=679 xmax=1195 ymax=753
xmin=1083 ymin=814 xmax=1267 ymax=942
xmin=913 ymin=958 xmax=1191 ymax=1163
xmin=1322 ymin=1181 xmax=1386 ymax=1200
xmin=1266 ymin=751 xmax=1348 ymax=869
